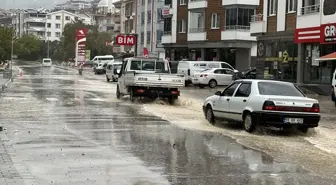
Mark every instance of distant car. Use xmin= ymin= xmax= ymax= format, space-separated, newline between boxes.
xmin=94 ymin=62 xmax=107 ymax=74
xmin=42 ymin=58 xmax=52 ymax=67
xmin=233 ymin=67 xmax=257 ymax=80
xmin=203 ymin=79 xmax=320 ymax=133
xmin=192 ymin=68 xmax=234 ymax=88
xmin=106 ymin=60 xmax=122 ymax=82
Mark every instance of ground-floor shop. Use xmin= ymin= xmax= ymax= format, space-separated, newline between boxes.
xmin=163 ymin=41 xmax=256 ymax=71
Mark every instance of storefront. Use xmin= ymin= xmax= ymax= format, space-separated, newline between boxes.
xmin=255 ymin=39 xmax=298 ymax=82
xmin=164 ymin=47 xmax=188 ymax=61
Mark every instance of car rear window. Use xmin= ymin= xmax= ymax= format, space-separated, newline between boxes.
xmin=43 ymin=60 xmax=51 ymax=63
xmin=258 ymin=82 xmax=305 ymax=97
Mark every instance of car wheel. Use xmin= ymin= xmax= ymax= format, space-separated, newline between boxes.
xmin=243 ymin=113 xmax=256 ymax=133
xmin=205 ymin=106 xmax=215 ymax=125
xmin=106 ymin=76 xmax=110 ymax=82
xmin=116 ymin=85 xmax=121 ymax=99
xmin=129 ymin=88 xmax=134 ymax=102
xmin=208 ymin=80 xmax=217 ymax=88
xmin=199 ymin=84 xmax=205 ymax=88
xmin=168 ymin=96 xmax=176 ymax=105
xmin=297 ymin=126 xmax=309 ymax=133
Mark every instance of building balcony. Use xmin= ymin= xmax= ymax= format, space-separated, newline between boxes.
xmin=162 ymin=31 xmax=172 ymax=44
xmin=297 ymin=4 xmax=321 ymax=29
xmin=188 ymin=28 xmax=206 ymax=41
xmin=27 ymin=26 xmax=46 ymax=32
xmin=222 ymin=0 xmax=258 ymax=6
xmin=188 ymin=0 xmax=207 ymax=9
xmin=221 ymin=25 xmax=256 ymax=41
xmin=24 ymin=17 xmax=46 ymax=23
xmin=250 ymin=14 xmax=266 ymax=34
xmin=113 ymin=1 xmax=122 ymax=9
xmin=162 ymin=5 xmax=173 ymax=17
xmin=114 ymin=16 xmax=121 ymax=24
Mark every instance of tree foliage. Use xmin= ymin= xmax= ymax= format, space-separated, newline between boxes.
xmin=53 ymin=22 xmax=113 ymax=61
xmin=15 ymin=34 xmax=41 ymax=57
xmin=0 ymin=27 xmax=14 ymax=62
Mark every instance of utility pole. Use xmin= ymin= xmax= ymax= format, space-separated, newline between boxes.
xmin=10 ymin=25 xmax=14 ymax=80
xmin=47 ymin=30 xmax=50 ymax=58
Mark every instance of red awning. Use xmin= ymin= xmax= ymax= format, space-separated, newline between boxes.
xmin=315 ymin=52 xmax=336 ymax=61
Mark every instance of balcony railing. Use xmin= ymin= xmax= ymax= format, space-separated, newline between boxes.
xmin=251 ymin=14 xmax=263 ymax=22
xmin=163 ymin=31 xmax=171 ymax=35
xmin=189 ymin=27 xmax=205 ymax=33
xmin=223 ymin=25 xmax=250 ymax=31
xmin=300 ymin=4 xmax=320 ymax=15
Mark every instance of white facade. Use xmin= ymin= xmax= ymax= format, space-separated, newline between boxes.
xmin=187 ymin=10 xmax=206 ymax=41
xmin=55 ymin=0 xmax=92 ymax=10
xmin=161 ymin=0 xmax=177 ymax=45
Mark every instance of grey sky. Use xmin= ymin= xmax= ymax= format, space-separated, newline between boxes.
xmin=3 ymin=0 xmax=67 ymax=9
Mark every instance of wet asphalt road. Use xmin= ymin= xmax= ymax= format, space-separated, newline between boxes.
xmin=0 ymin=61 xmax=335 ymax=185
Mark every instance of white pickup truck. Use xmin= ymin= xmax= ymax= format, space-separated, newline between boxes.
xmin=116 ymin=57 xmax=185 ymax=104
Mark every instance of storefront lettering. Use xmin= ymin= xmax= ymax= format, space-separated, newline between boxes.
xmin=324 ymin=25 xmax=336 ymax=37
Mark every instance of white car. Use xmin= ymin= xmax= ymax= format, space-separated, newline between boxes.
xmin=203 ymin=79 xmax=320 ymax=133
xmin=192 ymin=68 xmax=234 ymax=88
xmin=42 ymin=58 xmax=52 ymax=67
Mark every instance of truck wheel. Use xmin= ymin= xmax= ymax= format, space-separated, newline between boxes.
xmin=129 ymin=88 xmax=135 ymax=102
xmin=168 ymin=96 xmax=176 ymax=105
xmin=116 ymin=85 xmax=121 ymax=99
xmin=106 ymin=76 xmax=110 ymax=82
xmin=208 ymin=80 xmax=217 ymax=88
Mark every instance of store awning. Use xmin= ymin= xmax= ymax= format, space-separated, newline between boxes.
xmin=315 ymin=52 xmax=336 ymax=61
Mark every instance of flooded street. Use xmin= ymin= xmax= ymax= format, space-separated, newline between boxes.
xmin=0 ymin=61 xmax=335 ymax=185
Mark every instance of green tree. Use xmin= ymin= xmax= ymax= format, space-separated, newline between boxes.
xmin=15 ymin=34 xmax=41 ymax=58
xmin=0 ymin=26 xmax=14 ymax=62
xmin=55 ymin=21 xmax=113 ymax=61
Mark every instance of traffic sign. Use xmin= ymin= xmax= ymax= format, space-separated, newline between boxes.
xmin=115 ymin=34 xmax=136 ymax=46
xmin=282 ymin=50 xmax=289 ymax=63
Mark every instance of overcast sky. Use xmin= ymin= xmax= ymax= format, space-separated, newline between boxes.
xmin=3 ymin=0 xmax=67 ymax=9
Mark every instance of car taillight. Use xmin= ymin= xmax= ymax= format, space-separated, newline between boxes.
xmin=200 ymin=74 xmax=207 ymax=77
xmin=262 ymin=101 xmax=319 ymax=113
xmin=262 ymin=101 xmax=275 ymax=110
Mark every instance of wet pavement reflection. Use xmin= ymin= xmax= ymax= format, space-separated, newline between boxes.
xmin=0 ymin=61 xmax=334 ymax=185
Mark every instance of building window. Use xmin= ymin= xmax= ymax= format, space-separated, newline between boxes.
xmin=156 ymin=30 xmax=163 ymax=42
xmin=47 ymin=15 xmax=51 ymax=19
xmin=268 ymin=0 xmax=277 ymax=15
xmin=56 ymin=32 xmax=61 ymax=37
xmin=47 ymin=23 xmax=51 ymax=28
xmin=211 ymin=13 xmax=219 ymax=29
xmin=148 ymin=0 xmax=151 ymax=4
xmin=141 ymin=12 xmax=145 ymax=24
xmin=65 ymin=16 xmax=70 ymax=20
xmin=56 ymin=24 xmax=61 ymax=28
xmin=56 ymin=16 xmax=61 ymax=20
xmin=287 ymin=0 xmax=297 ymax=12
xmin=157 ymin=8 xmax=163 ymax=21
xmin=47 ymin=32 xmax=51 ymax=37
xmin=225 ymin=8 xmax=255 ymax=30
xmin=141 ymin=32 xmax=144 ymax=43
xmin=147 ymin=10 xmax=151 ymax=23
xmin=147 ymin=31 xmax=150 ymax=43
xmin=178 ymin=19 xmax=186 ymax=33
xmin=179 ymin=0 xmax=186 ymax=5
xmin=142 ymin=0 xmax=145 ymax=5
xmin=163 ymin=18 xmax=172 ymax=32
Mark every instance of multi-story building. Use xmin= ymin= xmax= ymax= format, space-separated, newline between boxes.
xmin=93 ymin=0 xmax=120 ymax=33
xmin=46 ymin=10 xmax=93 ymax=41
xmin=55 ymin=0 xmax=92 ymax=11
xmin=12 ymin=9 xmax=93 ymax=41
xmin=135 ymin=0 xmax=165 ymax=58
xmin=0 ymin=9 xmax=13 ymax=27
xmin=113 ymin=0 xmax=136 ymax=54
xmin=161 ymin=0 xmax=259 ymax=70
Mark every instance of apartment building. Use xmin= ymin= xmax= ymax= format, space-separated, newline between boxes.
xmin=136 ymin=0 xmax=165 ymax=58
xmin=161 ymin=0 xmax=259 ymax=71
xmin=12 ymin=9 xmax=93 ymax=41
xmin=94 ymin=0 xmax=121 ymax=33
xmin=55 ymin=0 xmax=92 ymax=11
xmin=113 ymin=0 xmax=136 ymax=54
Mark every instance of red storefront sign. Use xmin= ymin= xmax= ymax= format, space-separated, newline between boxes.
xmin=76 ymin=28 xmax=87 ymax=63
xmin=321 ymin=23 xmax=336 ymax=44
xmin=76 ymin=28 xmax=87 ymax=41
xmin=115 ymin=34 xmax=136 ymax=46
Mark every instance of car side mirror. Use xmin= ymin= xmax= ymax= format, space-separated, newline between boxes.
xmin=215 ymin=91 xmax=222 ymax=96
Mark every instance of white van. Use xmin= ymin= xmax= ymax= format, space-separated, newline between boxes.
xmin=106 ymin=60 xmax=122 ymax=82
xmin=177 ymin=61 xmax=237 ymax=85
xmin=42 ymin=58 xmax=52 ymax=67
xmin=91 ymin=55 xmax=114 ymax=64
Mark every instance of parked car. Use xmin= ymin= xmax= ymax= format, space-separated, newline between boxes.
xmin=203 ymin=79 xmax=320 ymax=133
xmin=233 ymin=67 xmax=257 ymax=80
xmin=192 ymin=68 xmax=234 ymax=88
xmin=331 ymin=69 xmax=336 ymax=106
xmin=177 ymin=61 xmax=238 ymax=86
xmin=106 ymin=60 xmax=122 ymax=82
